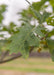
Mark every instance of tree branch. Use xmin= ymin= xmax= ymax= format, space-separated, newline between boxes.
xmin=0 ymin=51 xmax=9 ymax=61
xmin=0 ymin=53 xmax=22 ymax=64
xmin=0 ymin=46 xmax=34 ymax=64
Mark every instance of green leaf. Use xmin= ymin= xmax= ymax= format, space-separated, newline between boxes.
xmin=47 ymin=39 xmax=54 ymax=61
xmin=47 ymin=16 xmax=54 ymax=26
xmin=6 ymin=24 xmax=40 ymax=57
xmin=32 ymin=2 xmax=43 ymax=11
xmin=27 ymin=2 xmax=42 ymax=23
xmin=27 ymin=33 xmax=40 ymax=47
xmin=34 ymin=25 xmax=45 ymax=37
xmin=48 ymin=29 xmax=54 ymax=37
xmin=2 ymin=23 xmax=19 ymax=34
xmin=23 ymin=41 xmax=29 ymax=58
xmin=0 ymin=4 xmax=7 ymax=23
xmin=50 ymin=0 xmax=54 ymax=12
xmin=32 ymin=0 xmax=49 ymax=11
xmin=47 ymin=39 xmax=54 ymax=49
xmin=41 ymin=11 xmax=51 ymax=23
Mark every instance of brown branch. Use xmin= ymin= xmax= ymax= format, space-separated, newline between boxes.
xmin=0 ymin=46 xmax=34 ymax=64
xmin=0 ymin=51 xmax=9 ymax=61
xmin=0 ymin=53 xmax=22 ymax=64
xmin=29 ymin=46 xmax=34 ymax=53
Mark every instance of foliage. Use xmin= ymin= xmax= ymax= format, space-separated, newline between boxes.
xmin=0 ymin=0 xmax=54 ymax=62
